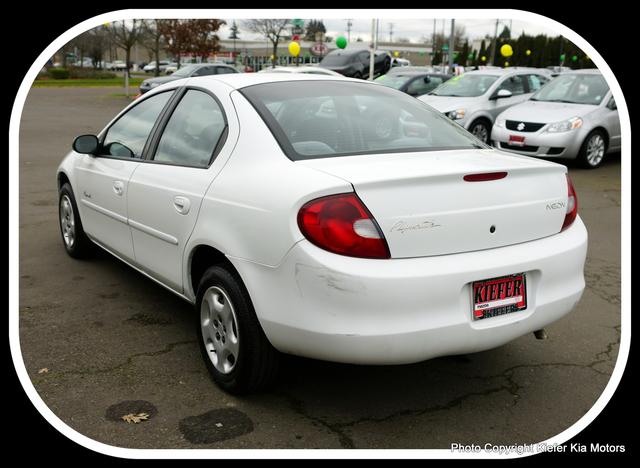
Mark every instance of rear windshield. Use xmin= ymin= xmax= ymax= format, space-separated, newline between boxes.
xmin=240 ymin=81 xmax=485 ymax=160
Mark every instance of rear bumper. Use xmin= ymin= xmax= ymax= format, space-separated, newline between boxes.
xmin=491 ymin=125 xmax=585 ymax=159
xmin=231 ymin=217 xmax=588 ymax=365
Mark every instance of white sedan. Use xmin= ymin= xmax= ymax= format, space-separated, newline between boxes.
xmin=57 ymin=74 xmax=587 ymax=393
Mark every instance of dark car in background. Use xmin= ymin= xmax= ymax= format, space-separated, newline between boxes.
xmin=375 ymin=71 xmax=452 ymax=97
xmin=319 ymin=49 xmax=391 ymax=79
xmin=139 ymin=63 xmax=238 ymax=94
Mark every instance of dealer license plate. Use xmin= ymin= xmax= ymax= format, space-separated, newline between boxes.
xmin=472 ymin=273 xmax=527 ymax=320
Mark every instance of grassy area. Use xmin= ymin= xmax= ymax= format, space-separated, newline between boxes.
xmin=32 ymin=77 xmax=144 ymax=88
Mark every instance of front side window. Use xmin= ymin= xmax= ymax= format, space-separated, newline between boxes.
xmin=498 ymin=75 xmax=525 ymax=95
xmin=102 ymin=91 xmax=174 ymax=158
xmin=526 ymin=74 xmax=549 ymax=92
xmin=430 ymin=74 xmax=499 ymax=97
xmin=241 ymin=81 xmax=484 ymax=161
xmin=153 ymin=89 xmax=226 ymax=167
xmin=406 ymin=75 xmax=444 ymax=96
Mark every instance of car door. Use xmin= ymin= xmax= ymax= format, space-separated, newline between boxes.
xmin=74 ymin=90 xmax=175 ymax=262
xmin=126 ymin=86 xmax=235 ymax=292
xmin=487 ymin=74 xmax=527 ymax=119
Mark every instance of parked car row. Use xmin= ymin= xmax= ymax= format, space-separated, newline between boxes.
xmin=139 ymin=63 xmax=239 ymax=94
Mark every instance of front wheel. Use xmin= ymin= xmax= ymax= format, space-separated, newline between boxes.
xmin=469 ymin=119 xmax=491 ymax=144
xmin=196 ymin=265 xmax=280 ymax=394
xmin=58 ymin=183 xmax=93 ymax=258
xmin=577 ymin=130 xmax=607 ymax=169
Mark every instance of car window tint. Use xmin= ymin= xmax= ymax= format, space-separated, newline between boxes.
xmin=192 ymin=66 xmax=214 ymax=77
xmin=407 ymin=76 xmax=444 ymax=96
xmin=527 ymin=74 xmax=548 ymax=92
xmin=498 ymin=75 xmax=525 ymax=95
xmin=154 ymin=89 xmax=226 ymax=167
xmin=216 ymin=67 xmax=237 ymax=74
xmin=102 ymin=91 xmax=173 ymax=158
xmin=241 ymin=81 xmax=484 ymax=161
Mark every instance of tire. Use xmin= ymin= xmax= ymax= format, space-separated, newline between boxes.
xmin=577 ymin=129 xmax=607 ymax=169
xmin=469 ymin=119 xmax=491 ymax=144
xmin=58 ymin=183 xmax=93 ymax=258
xmin=196 ymin=265 xmax=280 ymax=394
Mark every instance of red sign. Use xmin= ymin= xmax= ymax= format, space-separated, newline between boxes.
xmin=292 ymin=34 xmax=300 ymax=41
xmin=310 ymin=43 xmax=329 ymax=56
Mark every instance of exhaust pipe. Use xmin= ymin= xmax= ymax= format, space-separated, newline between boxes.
xmin=533 ymin=329 xmax=548 ymax=340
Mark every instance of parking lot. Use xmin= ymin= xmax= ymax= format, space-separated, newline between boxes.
xmin=18 ymin=87 xmax=620 ymax=449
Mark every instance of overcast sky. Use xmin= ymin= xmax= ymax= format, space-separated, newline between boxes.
xmin=218 ymin=18 xmax=559 ymax=43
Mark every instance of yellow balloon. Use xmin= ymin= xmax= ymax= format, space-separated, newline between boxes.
xmin=288 ymin=41 xmax=301 ymax=57
xmin=500 ymin=44 xmax=513 ymax=57
xmin=504 ymin=61 xmax=509 ymax=67
xmin=481 ymin=55 xmax=486 ymax=62
xmin=270 ymin=54 xmax=275 ymax=60
xmin=393 ymin=51 xmax=399 ymax=57
xmin=526 ymin=49 xmax=531 ymax=56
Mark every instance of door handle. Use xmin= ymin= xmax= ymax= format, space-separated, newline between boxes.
xmin=113 ymin=180 xmax=124 ymax=196
xmin=173 ymin=196 xmax=191 ymax=215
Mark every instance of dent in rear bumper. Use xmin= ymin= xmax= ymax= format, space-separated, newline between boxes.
xmin=230 ymin=217 xmax=588 ymax=365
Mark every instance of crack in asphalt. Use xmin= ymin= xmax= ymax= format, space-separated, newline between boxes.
xmin=279 ymin=327 xmax=621 ymax=449
xmin=34 ymin=339 xmax=197 ymax=379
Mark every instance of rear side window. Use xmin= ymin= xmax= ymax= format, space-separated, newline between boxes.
xmin=102 ymin=91 xmax=173 ymax=158
xmin=241 ymin=80 xmax=484 ymax=161
xmin=153 ymin=89 xmax=226 ymax=167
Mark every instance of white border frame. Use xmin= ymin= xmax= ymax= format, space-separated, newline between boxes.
xmin=9 ymin=9 xmax=630 ymax=459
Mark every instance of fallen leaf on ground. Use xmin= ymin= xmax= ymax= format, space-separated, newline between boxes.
xmin=38 ymin=368 xmax=49 ymax=374
xmin=121 ymin=413 xmax=150 ymax=424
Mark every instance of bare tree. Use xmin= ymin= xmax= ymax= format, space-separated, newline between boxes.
xmin=107 ymin=20 xmax=143 ymax=76
xmin=243 ymin=19 xmax=291 ymax=67
xmin=187 ymin=19 xmax=226 ymax=62
xmin=141 ymin=20 xmax=165 ymax=76
xmin=157 ymin=20 xmax=193 ymax=68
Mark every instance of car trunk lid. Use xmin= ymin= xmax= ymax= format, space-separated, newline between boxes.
xmin=298 ymin=149 xmax=568 ymax=258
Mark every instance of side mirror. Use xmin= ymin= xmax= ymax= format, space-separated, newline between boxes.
xmin=491 ymin=89 xmax=513 ymax=100
xmin=608 ymin=100 xmax=617 ymax=110
xmin=72 ymin=134 xmax=99 ymax=154
xmin=423 ymin=76 xmax=431 ymax=83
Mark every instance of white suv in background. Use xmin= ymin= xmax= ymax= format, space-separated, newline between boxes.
xmin=419 ymin=68 xmax=551 ymax=143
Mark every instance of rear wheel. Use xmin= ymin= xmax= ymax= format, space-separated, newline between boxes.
xmin=578 ymin=130 xmax=607 ymax=168
xmin=196 ymin=265 xmax=280 ymax=394
xmin=58 ymin=183 xmax=93 ymax=258
xmin=469 ymin=119 xmax=491 ymax=144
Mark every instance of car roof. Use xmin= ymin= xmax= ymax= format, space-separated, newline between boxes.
xmin=562 ymin=68 xmax=602 ymax=75
xmin=186 ymin=73 xmax=362 ymax=90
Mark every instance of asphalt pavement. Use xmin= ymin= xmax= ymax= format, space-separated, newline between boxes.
xmin=18 ymin=87 xmax=621 ymax=449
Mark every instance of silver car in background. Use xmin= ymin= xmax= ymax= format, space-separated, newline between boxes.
xmin=491 ymin=69 xmax=620 ymax=168
xmin=418 ymin=68 xmax=551 ymax=143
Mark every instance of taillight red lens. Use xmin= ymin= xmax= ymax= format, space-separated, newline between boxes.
xmin=561 ymin=174 xmax=578 ymax=231
xmin=297 ymin=193 xmax=390 ymax=259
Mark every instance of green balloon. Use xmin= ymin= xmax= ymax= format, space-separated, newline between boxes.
xmin=467 ymin=53 xmax=474 ymax=60
xmin=560 ymin=53 xmax=566 ymax=61
xmin=336 ymin=36 xmax=347 ymax=49
xmin=572 ymin=55 xmax=578 ymax=61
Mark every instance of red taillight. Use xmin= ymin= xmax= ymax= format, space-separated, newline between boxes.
xmin=297 ymin=193 xmax=390 ymax=259
xmin=561 ymin=174 xmax=578 ymax=231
